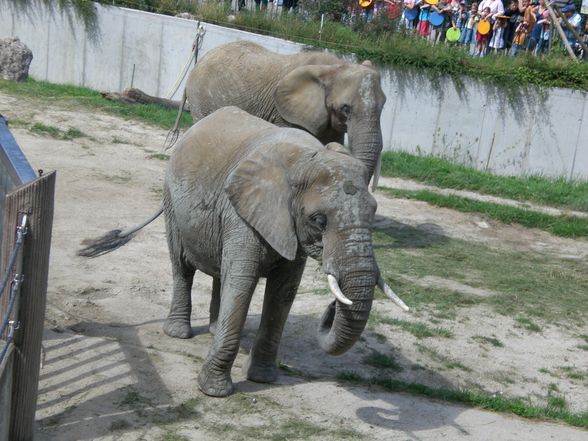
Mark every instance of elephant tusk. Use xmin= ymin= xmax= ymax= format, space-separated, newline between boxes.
xmin=377 ymin=276 xmax=410 ymax=312
xmin=327 ymin=274 xmax=353 ymax=306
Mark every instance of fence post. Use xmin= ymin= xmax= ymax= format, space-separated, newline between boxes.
xmin=2 ymin=171 xmax=55 ymax=441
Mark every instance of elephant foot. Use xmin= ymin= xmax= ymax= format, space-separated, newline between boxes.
xmin=163 ymin=317 xmax=192 ymax=339
xmin=208 ymin=320 xmax=217 ymax=336
xmin=243 ymin=355 xmax=278 ymax=384
xmin=198 ymin=363 xmax=234 ymax=397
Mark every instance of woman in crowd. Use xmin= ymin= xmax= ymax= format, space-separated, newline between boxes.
xmin=509 ymin=0 xmax=536 ymax=55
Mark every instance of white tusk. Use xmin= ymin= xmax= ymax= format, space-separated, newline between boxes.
xmin=327 ymin=274 xmax=353 ymax=305
xmin=377 ymin=276 xmax=410 ymax=312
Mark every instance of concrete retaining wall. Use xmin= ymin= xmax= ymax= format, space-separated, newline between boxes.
xmin=1 ymin=1 xmax=586 ymax=179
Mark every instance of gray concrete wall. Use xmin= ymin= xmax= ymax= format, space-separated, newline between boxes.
xmin=1 ymin=1 xmax=586 ymax=179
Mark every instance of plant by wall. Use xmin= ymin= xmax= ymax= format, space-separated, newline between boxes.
xmin=91 ymin=0 xmax=588 ymax=91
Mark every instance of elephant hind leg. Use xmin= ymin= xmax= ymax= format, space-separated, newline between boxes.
xmin=163 ymin=202 xmax=195 ymax=339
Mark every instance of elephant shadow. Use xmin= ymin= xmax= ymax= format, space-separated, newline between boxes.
xmin=371 ymin=214 xmax=449 ymax=249
xmin=236 ymin=310 xmax=469 ymax=435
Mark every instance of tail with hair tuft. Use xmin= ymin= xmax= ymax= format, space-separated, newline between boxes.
xmin=78 ymin=230 xmax=135 ymax=257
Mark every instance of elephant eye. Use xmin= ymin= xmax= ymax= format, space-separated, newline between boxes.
xmin=310 ymin=213 xmax=327 ymax=231
xmin=340 ymin=104 xmax=351 ymax=117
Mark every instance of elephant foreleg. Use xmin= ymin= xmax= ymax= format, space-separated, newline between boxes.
xmin=198 ymin=241 xmax=260 ymax=397
xmin=209 ymin=277 xmax=220 ymax=335
xmin=244 ymin=257 xmax=306 ymax=384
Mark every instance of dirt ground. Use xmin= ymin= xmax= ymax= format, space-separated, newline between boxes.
xmin=1 ymin=91 xmax=587 ymax=441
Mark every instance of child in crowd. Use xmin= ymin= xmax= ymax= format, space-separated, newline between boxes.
xmin=503 ymin=0 xmax=522 ymax=50
xmin=534 ymin=5 xmax=550 ymax=55
xmin=510 ymin=0 xmax=536 ymax=55
xmin=459 ymin=2 xmax=478 ymax=47
xmin=417 ymin=0 xmax=432 ymax=37
xmin=430 ymin=0 xmax=451 ymax=44
xmin=475 ymin=6 xmax=491 ymax=56
xmin=455 ymin=0 xmax=468 ymax=31
xmin=489 ymin=15 xmax=508 ymax=53
xmin=402 ymin=0 xmax=420 ymax=30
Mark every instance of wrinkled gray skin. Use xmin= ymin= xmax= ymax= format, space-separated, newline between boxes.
xmin=185 ymin=41 xmax=386 ymax=182
xmin=164 ymin=107 xmax=378 ymax=397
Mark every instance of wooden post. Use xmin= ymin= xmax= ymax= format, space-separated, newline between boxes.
xmin=554 ymin=6 xmax=588 ymax=57
xmin=545 ymin=1 xmax=577 ymax=61
xmin=3 ymin=171 xmax=56 ymax=441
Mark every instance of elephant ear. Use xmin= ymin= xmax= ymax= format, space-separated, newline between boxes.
xmin=225 ymin=144 xmax=299 ymax=261
xmin=275 ymin=65 xmax=336 ymax=136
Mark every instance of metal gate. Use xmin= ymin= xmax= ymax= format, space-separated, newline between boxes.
xmin=1 ymin=115 xmax=55 ymax=441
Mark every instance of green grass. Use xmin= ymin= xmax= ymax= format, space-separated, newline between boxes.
xmin=0 ymin=78 xmax=193 ymax=130
xmin=160 ymin=431 xmax=190 ymax=441
xmin=336 ymin=371 xmax=588 ymax=428
xmin=363 ymin=350 xmax=402 ymax=371
xmin=372 ymin=230 xmax=588 ymax=326
xmin=29 ymin=122 xmax=87 ymax=140
xmin=472 ymin=335 xmax=504 ymax=348
xmin=381 ymin=188 xmax=588 ymax=238
xmin=514 ymin=316 xmax=542 ymax=333
xmin=381 ymin=151 xmax=588 ymax=212
xmin=148 ymin=153 xmax=170 ymax=161
xmin=369 ymin=312 xmax=453 ymax=339
xmin=558 ymin=366 xmax=587 ymax=381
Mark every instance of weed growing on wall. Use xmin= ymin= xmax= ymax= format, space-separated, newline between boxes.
xmin=94 ymin=1 xmax=588 ymax=92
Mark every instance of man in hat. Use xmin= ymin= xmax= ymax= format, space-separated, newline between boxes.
xmin=560 ymin=4 xmax=581 ymax=46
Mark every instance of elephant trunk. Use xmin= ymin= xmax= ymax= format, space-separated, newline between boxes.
xmin=317 ymin=232 xmax=376 ymax=355
xmin=347 ymin=119 xmax=383 ymax=183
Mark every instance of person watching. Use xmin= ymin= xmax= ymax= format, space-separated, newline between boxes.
xmin=560 ymin=4 xmax=581 ymax=46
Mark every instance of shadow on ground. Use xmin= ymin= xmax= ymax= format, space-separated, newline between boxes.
xmin=36 ymin=218 xmax=459 ymax=439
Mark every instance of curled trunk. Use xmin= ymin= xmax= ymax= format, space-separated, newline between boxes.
xmin=317 ymin=232 xmax=376 ymax=355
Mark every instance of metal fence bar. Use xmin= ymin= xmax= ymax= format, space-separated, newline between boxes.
xmin=0 ymin=214 xmax=27 ymax=304
xmin=0 ymin=342 xmax=14 ymax=441
xmin=1 ymin=171 xmax=55 ymax=441
xmin=0 ymin=115 xmax=36 ymax=253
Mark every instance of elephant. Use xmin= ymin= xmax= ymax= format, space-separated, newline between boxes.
xmin=164 ymin=106 xmax=384 ymax=397
xmin=79 ymin=107 xmax=408 ymax=397
xmin=181 ymin=40 xmax=387 ymax=185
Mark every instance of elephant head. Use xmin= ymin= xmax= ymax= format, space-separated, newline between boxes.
xmin=226 ymin=133 xmax=378 ymax=355
xmin=274 ymin=61 xmax=386 ymax=184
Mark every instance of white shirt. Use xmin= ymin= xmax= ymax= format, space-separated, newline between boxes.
xmin=568 ymin=13 xmax=581 ymax=30
xmin=478 ymin=0 xmax=505 ymax=18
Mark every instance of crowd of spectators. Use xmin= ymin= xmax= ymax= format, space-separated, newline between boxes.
xmin=361 ymin=0 xmax=587 ymax=57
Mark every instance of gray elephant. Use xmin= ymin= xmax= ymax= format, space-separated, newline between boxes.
xmin=80 ymin=107 xmax=407 ymax=397
xmin=167 ymin=106 xmax=381 ymax=397
xmin=182 ymin=41 xmax=386 ymax=184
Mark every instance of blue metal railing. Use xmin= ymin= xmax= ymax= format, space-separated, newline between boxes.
xmin=0 ymin=116 xmax=35 ymax=365
xmin=1 ymin=113 xmax=36 ymax=245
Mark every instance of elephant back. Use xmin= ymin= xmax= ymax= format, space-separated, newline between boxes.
xmin=185 ymin=41 xmax=342 ymax=124
xmin=169 ymin=107 xmax=275 ymax=185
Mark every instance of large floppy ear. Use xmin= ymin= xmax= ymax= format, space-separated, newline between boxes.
xmin=224 ymin=143 xmax=300 ymax=261
xmin=275 ymin=65 xmax=336 ymax=136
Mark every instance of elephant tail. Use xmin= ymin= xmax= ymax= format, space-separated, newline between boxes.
xmin=77 ymin=205 xmax=164 ymax=257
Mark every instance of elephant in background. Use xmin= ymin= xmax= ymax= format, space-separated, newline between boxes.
xmin=183 ymin=41 xmax=387 ymax=184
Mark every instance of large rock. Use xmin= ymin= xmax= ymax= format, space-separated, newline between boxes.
xmin=0 ymin=37 xmax=33 ymax=81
